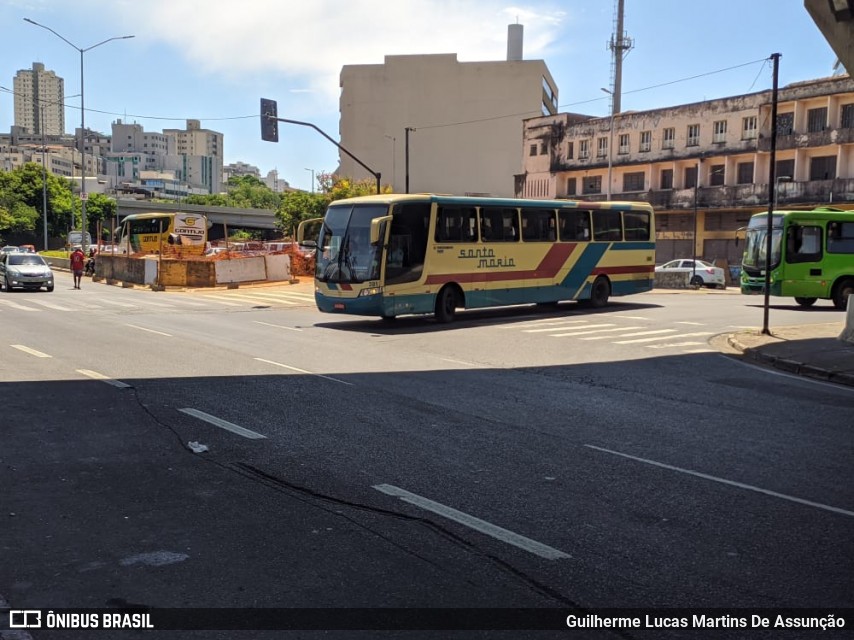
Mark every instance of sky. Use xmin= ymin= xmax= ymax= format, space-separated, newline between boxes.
xmin=0 ymin=0 xmax=840 ymax=193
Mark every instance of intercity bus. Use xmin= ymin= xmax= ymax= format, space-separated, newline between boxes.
xmin=116 ymin=212 xmax=209 ymax=256
xmin=298 ymin=194 xmax=655 ymax=322
xmin=740 ymin=206 xmax=854 ymax=309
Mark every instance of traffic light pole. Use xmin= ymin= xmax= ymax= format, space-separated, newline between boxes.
xmin=261 ymin=100 xmax=381 ymax=194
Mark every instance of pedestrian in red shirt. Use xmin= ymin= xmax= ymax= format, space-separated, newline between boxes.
xmin=70 ymin=247 xmax=85 ymax=289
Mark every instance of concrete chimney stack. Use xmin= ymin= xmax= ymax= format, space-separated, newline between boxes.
xmin=507 ymin=23 xmax=523 ymax=61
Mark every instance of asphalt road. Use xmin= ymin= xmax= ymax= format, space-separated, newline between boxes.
xmin=1 ymin=273 xmax=851 ymax=639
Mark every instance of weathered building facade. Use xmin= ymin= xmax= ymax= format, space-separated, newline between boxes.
xmin=518 ymin=75 xmax=854 ymax=264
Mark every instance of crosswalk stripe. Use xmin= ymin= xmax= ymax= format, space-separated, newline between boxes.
xmin=90 ymin=298 xmax=138 ymax=308
xmin=193 ymin=294 xmax=243 ymax=307
xmin=607 ymin=329 xmax=675 ymax=338
xmin=0 ymin=299 xmax=40 ymax=311
xmin=552 ymin=325 xmax=643 ymax=338
xmin=523 ymin=321 xmax=598 ymax=333
xmin=25 ymin=299 xmax=73 ymax=311
xmin=506 ymin=318 xmax=586 ymax=329
xmin=230 ymin=291 xmax=301 ymax=304
xmin=645 ymin=341 xmax=706 ymax=349
xmin=215 ymin=293 xmax=297 ymax=305
xmin=614 ymin=331 xmax=713 ymax=344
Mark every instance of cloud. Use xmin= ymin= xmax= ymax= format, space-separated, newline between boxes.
xmin=95 ymin=0 xmax=567 ymax=100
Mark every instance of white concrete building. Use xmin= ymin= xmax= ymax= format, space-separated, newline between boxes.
xmin=339 ymin=27 xmax=558 ymax=197
xmin=163 ymin=119 xmax=224 ymax=194
xmin=13 ymin=62 xmax=65 ymax=136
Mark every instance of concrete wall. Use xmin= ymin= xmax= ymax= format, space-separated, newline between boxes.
xmin=654 ymin=271 xmax=691 ymax=289
xmin=841 ymin=295 xmax=854 ymax=344
xmin=214 ymin=257 xmax=266 ymax=284
xmin=264 ymin=254 xmax=291 ymax=281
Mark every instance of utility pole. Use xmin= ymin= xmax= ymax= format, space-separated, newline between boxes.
xmin=762 ymin=53 xmax=782 ymax=336
xmin=405 ymin=127 xmax=415 ymax=194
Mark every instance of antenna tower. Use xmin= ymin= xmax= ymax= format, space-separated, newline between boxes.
xmin=607 ymin=0 xmax=634 ymax=114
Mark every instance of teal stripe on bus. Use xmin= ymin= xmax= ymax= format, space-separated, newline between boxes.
xmin=560 ymin=243 xmax=608 ymax=292
xmin=611 ymin=242 xmax=655 ymax=251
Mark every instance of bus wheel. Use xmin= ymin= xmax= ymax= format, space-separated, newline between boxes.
xmin=380 ymin=314 xmax=396 ymax=322
xmin=832 ymin=278 xmax=854 ymax=310
xmin=589 ymin=276 xmax=611 ymax=308
xmin=794 ymin=297 xmax=817 ymax=307
xmin=434 ymin=285 xmax=458 ymax=323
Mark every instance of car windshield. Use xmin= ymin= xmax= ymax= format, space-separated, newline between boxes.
xmin=9 ymin=255 xmax=47 ymax=266
xmin=315 ymin=203 xmax=388 ymax=284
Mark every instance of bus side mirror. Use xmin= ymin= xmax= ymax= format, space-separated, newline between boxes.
xmin=370 ymin=215 xmax=392 ymax=245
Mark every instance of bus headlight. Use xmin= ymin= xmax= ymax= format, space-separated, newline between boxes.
xmin=358 ymin=286 xmax=383 ymax=297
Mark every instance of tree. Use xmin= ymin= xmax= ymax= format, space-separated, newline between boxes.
xmin=276 ymin=190 xmax=327 ymax=236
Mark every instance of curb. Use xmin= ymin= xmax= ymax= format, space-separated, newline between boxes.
xmin=727 ymin=333 xmax=854 ymax=388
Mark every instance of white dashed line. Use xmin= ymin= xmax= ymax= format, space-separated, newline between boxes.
xmin=179 ymin=408 xmax=267 ymax=439
xmin=373 ymin=484 xmax=571 ymax=560
xmin=125 ymin=323 xmax=172 ymax=337
xmin=585 ymin=444 xmax=854 ymax=518
xmin=254 ymin=358 xmax=352 ymax=385
xmin=10 ymin=344 xmax=51 ymax=358
xmin=76 ymin=369 xmax=132 ymax=388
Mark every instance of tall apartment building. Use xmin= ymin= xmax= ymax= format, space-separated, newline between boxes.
xmin=163 ymin=119 xmax=224 ymax=194
xmin=519 ymin=74 xmax=854 ymax=264
xmin=13 ymin=62 xmax=65 ymax=136
xmin=339 ymin=26 xmax=558 ymax=197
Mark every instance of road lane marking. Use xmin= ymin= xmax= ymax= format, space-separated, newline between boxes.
xmin=193 ymin=294 xmax=243 ymax=306
xmin=373 ymin=484 xmax=571 ymax=560
xmin=91 ymin=298 xmax=138 ymax=308
xmin=0 ymin=299 xmax=40 ymax=311
xmin=606 ymin=329 xmax=676 ymax=338
xmin=27 ymin=299 xmax=73 ymax=311
xmin=76 ymin=369 xmax=132 ymax=388
xmin=517 ymin=320 xmax=589 ymax=331
xmin=238 ymin=291 xmax=303 ymax=304
xmin=584 ymin=444 xmax=854 ymax=518
xmin=645 ymin=341 xmax=705 ymax=349
xmin=179 ymin=408 xmax=267 ymax=439
xmin=254 ymin=358 xmax=353 ymax=385
xmin=253 ymin=320 xmax=302 ymax=332
xmin=140 ymin=299 xmax=175 ymax=308
xmin=552 ymin=325 xmax=641 ymax=337
xmin=611 ymin=315 xmax=649 ymax=320
xmin=125 ymin=323 xmax=172 ymax=337
xmin=675 ymin=321 xmax=705 ymax=325
xmin=614 ymin=331 xmax=713 ymax=344
xmin=730 ymin=357 xmax=854 ymax=393
xmin=10 ymin=344 xmax=51 ymax=358
xmin=440 ymin=357 xmax=483 ymax=368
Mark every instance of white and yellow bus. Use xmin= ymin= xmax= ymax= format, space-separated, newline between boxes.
xmin=116 ymin=212 xmax=209 ymax=256
xmin=299 ymin=194 xmax=655 ymax=322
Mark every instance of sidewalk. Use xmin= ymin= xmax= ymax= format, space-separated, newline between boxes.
xmin=725 ymin=322 xmax=854 ymax=387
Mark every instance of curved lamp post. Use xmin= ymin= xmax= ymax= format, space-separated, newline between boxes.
xmin=24 ymin=18 xmax=134 ymax=252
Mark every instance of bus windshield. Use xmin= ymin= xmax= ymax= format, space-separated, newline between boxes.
xmin=316 ymin=203 xmax=388 ymax=283
xmin=742 ymin=216 xmax=782 ymax=272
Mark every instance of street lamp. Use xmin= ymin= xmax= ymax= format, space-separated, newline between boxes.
xmin=384 ymin=134 xmax=396 ymax=191
xmin=304 ymin=167 xmax=315 ymax=193
xmin=25 ymin=18 xmax=134 ymax=253
xmin=600 ymin=87 xmax=614 ymax=200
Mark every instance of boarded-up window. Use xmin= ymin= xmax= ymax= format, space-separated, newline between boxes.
xmin=623 ymin=172 xmax=645 ymax=192
xmin=809 ymin=156 xmax=836 ymax=180
xmin=736 ymin=162 xmax=754 ymax=184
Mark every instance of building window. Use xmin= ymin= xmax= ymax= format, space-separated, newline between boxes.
xmin=597 ymin=137 xmax=608 ymax=157
xmin=776 ymin=159 xmax=794 ymax=181
xmin=742 ymin=116 xmax=758 ymax=139
xmin=618 ymin=133 xmax=630 ymax=154
xmin=662 ymin=127 xmax=675 ymax=149
xmin=540 ymin=141 xmax=548 ymax=155
xmin=687 ymin=124 xmax=700 ymax=146
xmin=777 ymin=112 xmax=794 ymax=135
xmin=809 ymin=155 xmax=837 ymax=180
xmin=713 ymin=120 xmax=727 ymax=143
xmin=579 ymin=140 xmax=589 ymax=159
xmin=709 ymin=164 xmax=725 ymax=186
xmin=582 ymin=175 xmax=602 ymax=194
xmin=807 ymin=107 xmax=827 ymax=133
xmin=736 ymin=161 xmax=754 ymax=184
xmin=841 ymin=104 xmax=854 ymax=129
xmin=639 ymin=130 xmax=651 ymax=152
xmin=567 ymin=177 xmax=577 ymax=196
xmin=660 ymin=168 xmax=673 ymax=189
xmin=623 ymin=171 xmax=645 ymax=192
xmin=567 ymin=141 xmax=574 ymax=159
xmin=529 ymin=144 xmax=537 ymax=156
xmin=685 ymin=166 xmax=698 ymax=189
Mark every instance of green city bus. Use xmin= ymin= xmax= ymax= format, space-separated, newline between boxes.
xmin=740 ymin=206 xmax=854 ymax=309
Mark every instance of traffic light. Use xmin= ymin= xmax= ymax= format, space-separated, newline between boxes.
xmin=260 ymin=98 xmax=278 ymax=142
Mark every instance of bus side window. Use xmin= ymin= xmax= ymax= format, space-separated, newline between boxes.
xmin=827 ymin=221 xmax=854 ymax=254
xmin=787 ymin=225 xmax=822 ymax=263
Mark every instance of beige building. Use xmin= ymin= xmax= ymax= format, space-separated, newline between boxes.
xmin=339 ymin=41 xmax=558 ymax=197
xmin=519 ymin=74 xmax=854 ymax=264
xmin=13 ymin=62 xmax=65 ymax=136
xmin=163 ymin=119 xmax=224 ymax=193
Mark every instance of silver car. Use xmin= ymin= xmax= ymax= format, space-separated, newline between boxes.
xmin=0 ymin=253 xmax=55 ymax=292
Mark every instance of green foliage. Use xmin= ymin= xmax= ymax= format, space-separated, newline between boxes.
xmin=276 ymin=190 xmax=328 ymax=235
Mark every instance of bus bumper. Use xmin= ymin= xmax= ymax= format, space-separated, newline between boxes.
xmin=315 ymin=290 xmax=389 ymax=316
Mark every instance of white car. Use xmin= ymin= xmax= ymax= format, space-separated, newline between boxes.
xmin=655 ymin=259 xmax=726 ymax=289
